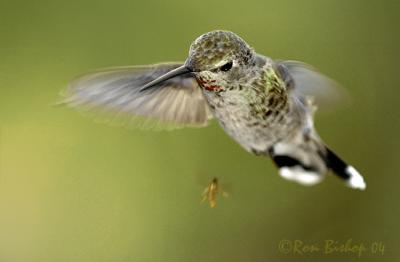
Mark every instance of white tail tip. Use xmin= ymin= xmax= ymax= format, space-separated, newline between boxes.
xmin=346 ymin=166 xmax=366 ymax=190
xmin=280 ymin=167 xmax=323 ymax=186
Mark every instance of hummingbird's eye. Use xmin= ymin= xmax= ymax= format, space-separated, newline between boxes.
xmin=219 ymin=61 xmax=233 ymax=72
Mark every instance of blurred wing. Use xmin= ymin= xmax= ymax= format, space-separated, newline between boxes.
xmin=277 ymin=60 xmax=349 ymax=111
xmin=195 ymin=174 xmax=233 ymax=195
xmin=61 ymin=63 xmax=213 ymax=129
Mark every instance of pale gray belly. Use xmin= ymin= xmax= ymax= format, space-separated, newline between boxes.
xmin=213 ymin=106 xmax=281 ymax=153
xmin=205 ymin=93 xmax=304 ymax=154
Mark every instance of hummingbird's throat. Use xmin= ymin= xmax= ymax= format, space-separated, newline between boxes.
xmin=196 ymin=77 xmax=221 ymax=92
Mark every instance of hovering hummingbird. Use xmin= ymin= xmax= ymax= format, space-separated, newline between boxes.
xmin=62 ymin=30 xmax=366 ymax=190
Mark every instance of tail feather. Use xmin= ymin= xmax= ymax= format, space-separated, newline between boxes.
xmin=269 ymin=143 xmax=366 ymax=190
xmin=325 ymin=147 xmax=366 ymax=190
xmin=269 ymin=143 xmax=326 ymax=186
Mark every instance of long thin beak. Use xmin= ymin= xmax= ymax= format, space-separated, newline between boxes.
xmin=140 ymin=65 xmax=192 ymax=92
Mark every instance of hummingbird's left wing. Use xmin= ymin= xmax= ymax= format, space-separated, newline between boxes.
xmin=276 ymin=60 xmax=349 ymax=111
xmin=60 ymin=63 xmax=213 ymax=129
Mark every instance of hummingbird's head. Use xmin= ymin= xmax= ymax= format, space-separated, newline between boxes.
xmin=185 ymin=30 xmax=257 ymax=91
xmin=186 ymin=30 xmax=254 ymax=70
xmin=139 ymin=31 xmax=257 ymax=93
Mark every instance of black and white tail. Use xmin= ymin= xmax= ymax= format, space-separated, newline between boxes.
xmin=272 ymin=60 xmax=366 ymax=190
xmin=269 ymin=143 xmax=366 ymax=190
xmin=324 ymin=147 xmax=366 ymax=190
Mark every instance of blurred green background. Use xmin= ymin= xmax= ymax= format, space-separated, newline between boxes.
xmin=0 ymin=0 xmax=399 ymax=261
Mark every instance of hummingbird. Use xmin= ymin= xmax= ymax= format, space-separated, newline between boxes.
xmin=62 ymin=30 xmax=366 ymax=190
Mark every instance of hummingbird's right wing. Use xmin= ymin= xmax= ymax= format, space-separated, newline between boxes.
xmin=60 ymin=63 xmax=213 ymax=129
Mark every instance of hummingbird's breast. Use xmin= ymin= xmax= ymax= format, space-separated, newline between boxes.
xmin=201 ymin=69 xmax=305 ymax=154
